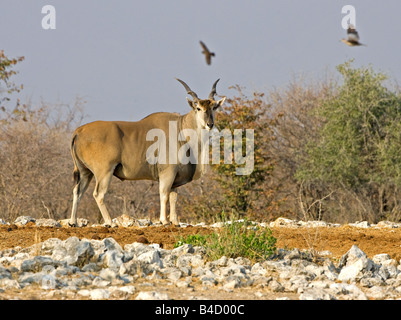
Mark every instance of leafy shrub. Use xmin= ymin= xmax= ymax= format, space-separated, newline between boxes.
xmin=296 ymin=60 xmax=401 ymax=222
xmin=174 ymin=234 xmax=207 ymax=248
xmin=175 ymin=215 xmax=277 ymax=262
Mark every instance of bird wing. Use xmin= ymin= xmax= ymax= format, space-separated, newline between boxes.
xmin=205 ymin=54 xmax=211 ymax=65
xmin=200 ymin=41 xmax=210 ymax=53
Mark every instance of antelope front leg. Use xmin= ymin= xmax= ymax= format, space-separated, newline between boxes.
xmin=158 ymin=170 xmax=176 ymax=225
xmin=159 ymin=180 xmax=172 ymax=225
xmin=169 ymin=188 xmax=179 ymax=226
xmin=159 ymin=191 xmax=169 ymax=225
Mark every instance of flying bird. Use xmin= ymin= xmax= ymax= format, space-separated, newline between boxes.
xmin=200 ymin=41 xmax=215 ymax=65
xmin=341 ymin=24 xmax=366 ymax=46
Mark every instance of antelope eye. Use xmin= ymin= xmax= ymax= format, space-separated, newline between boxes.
xmin=196 ymin=107 xmax=201 ymax=111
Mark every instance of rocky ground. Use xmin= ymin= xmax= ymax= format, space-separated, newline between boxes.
xmin=1 ymin=215 xmax=401 ymax=300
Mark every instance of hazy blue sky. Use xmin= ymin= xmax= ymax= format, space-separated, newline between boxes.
xmin=1 ymin=1 xmax=401 ymax=123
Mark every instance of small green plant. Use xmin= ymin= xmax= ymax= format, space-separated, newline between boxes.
xmin=174 ymin=234 xmax=207 ymax=248
xmin=174 ymin=215 xmax=277 ymax=262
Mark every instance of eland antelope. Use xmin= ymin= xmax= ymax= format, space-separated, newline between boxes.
xmin=69 ymin=79 xmax=225 ymax=227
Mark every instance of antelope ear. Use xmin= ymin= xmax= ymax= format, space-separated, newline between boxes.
xmin=186 ymin=97 xmax=196 ymax=109
xmin=214 ymin=97 xmax=226 ymax=110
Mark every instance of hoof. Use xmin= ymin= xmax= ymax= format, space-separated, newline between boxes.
xmin=161 ymin=221 xmax=171 ymax=226
xmin=103 ymin=223 xmax=117 ymax=228
xmin=68 ymin=222 xmax=77 ymax=227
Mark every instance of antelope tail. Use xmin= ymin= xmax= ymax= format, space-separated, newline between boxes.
xmin=71 ymin=133 xmax=80 ymax=185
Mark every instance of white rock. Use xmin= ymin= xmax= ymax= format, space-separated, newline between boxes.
xmin=309 ymin=280 xmax=330 ymax=289
xmin=284 ymin=275 xmax=310 ymax=292
xmin=299 ymin=287 xmax=336 ymax=300
xmin=135 ymin=291 xmax=170 ymax=300
xmin=348 ymin=221 xmax=370 ymax=228
xmin=269 ymin=279 xmax=285 ymax=292
xmin=100 ymin=250 xmax=124 ymax=270
xmin=20 ymin=256 xmax=60 ymax=273
xmin=137 ymin=250 xmax=163 ymax=268
xmin=360 ymin=276 xmax=384 ymax=288
xmin=0 ymin=278 xmax=20 ymax=289
xmin=176 ymin=254 xmax=204 ymax=268
xmin=99 ymin=268 xmax=119 ymax=282
xmin=40 ymin=238 xmax=64 ymax=255
xmin=172 ymin=244 xmax=194 ymax=256
xmin=209 ymin=222 xmax=225 ymax=228
xmin=366 ymin=286 xmax=387 ymax=300
xmin=124 ymin=242 xmax=152 ymax=256
xmin=376 ymin=221 xmax=401 ymax=228
xmin=176 ymin=280 xmax=191 ymax=288
xmin=77 ymin=289 xmax=91 ymax=297
xmin=251 ymin=263 xmax=267 ymax=276
xmin=299 ymin=220 xmax=329 ymax=228
xmin=213 ymin=256 xmax=228 ymax=267
xmin=90 ymin=288 xmax=110 ymax=300
xmin=35 ymin=219 xmax=61 ymax=227
xmin=113 ymin=214 xmax=136 ymax=227
xmin=372 ymin=254 xmax=391 ymax=265
xmin=338 ymin=245 xmax=376 ymax=281
xmin=339 ymin=245 xmax=368 ymax=267
xmin=224 ymin=278 xmax=240 ymax=290
xmin=41 ymin=274 xmax=57 ymax=290
xmin=117 ymin=285 xmax=136 ymax=294
xmin=332 ymin=283 xmax=368 ymax=300
xmin=136 ymin=219 xmax=153 ymax=227
xmin=103 ymin=237 xmax=124 ymax=253
xmin=338 ymin=259 xmax=367 ymax=282
xmin=92 ymin=277 xmax=110 ymax=287
xmin=149 ymin=243 xmax=161 ymax=250
xmin=269 ymin=217 xmax=300 ymax=228
xmin=219 ymin=263 xmax=246 ymax=277
xmin=58 ymin=218 xmax=89 ymax=227
xmin=163 ymin=267 xmax=182 ymax=282
xmin=14 ymin=216 xmax=36 ymax=226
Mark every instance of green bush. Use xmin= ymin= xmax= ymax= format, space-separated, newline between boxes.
xmin=296 ymin=60 xmax=401 ymax=222
xmin=174 ymin=234 xmax=207 ymax=248
xmin=175 ymin=215 xmax=277 ymax=262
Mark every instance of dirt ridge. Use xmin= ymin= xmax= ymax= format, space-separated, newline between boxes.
xmin=1 ymin=219 xmax=401 ymax=261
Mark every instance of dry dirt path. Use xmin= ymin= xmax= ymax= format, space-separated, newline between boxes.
xmin=2 ymin=222 xmax=401 ymax=261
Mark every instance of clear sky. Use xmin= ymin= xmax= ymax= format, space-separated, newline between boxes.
xmin=1 ymin=0 xmax=401 ymax=123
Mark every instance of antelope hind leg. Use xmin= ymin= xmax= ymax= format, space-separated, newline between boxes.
xmin=69 ymin=170 xmax=93 ymax=227
xmin=93 ymin=171 xmax=116 ymax=227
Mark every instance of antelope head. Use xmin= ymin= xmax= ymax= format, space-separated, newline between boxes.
xmin=176 ymin=78 xmax=226 ymax=130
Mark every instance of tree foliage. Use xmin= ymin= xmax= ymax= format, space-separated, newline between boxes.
xmin=0 ymin=50 xmax=24 ymax=111
xmin=211 ymin=86 xmax=279 ymax=218
xmin=296 ymin=60 xmax=401 ymax=221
